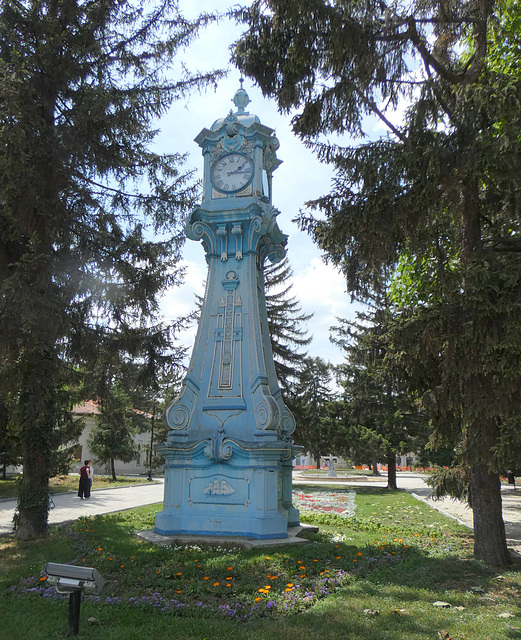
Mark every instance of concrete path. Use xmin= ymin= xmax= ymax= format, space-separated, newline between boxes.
xmin=1 ymin=472 xmax=521 ymax=555
xmin=0 ymin=480 xmax=164 ymax=536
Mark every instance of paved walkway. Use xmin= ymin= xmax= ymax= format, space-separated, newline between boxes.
xmin=1 ymin=473 xmax=521 ymax=555
xmin=0 ymin=480 xmax=165 ymax=536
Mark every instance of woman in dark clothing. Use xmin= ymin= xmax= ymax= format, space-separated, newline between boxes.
xmin=78 ymin=460 xmax=91 ymax=499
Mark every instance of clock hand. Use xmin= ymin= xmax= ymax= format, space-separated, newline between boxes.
xmin=227 ymin=170 xmax=251 ymax=177
xmin=227 ymin=162 xmax=248 ymax=176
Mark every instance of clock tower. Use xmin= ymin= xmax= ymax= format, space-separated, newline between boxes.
xmin=155 ymin=83 xmax=301 ymax=540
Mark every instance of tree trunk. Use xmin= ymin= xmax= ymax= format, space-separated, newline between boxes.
xmin=111 ymin=457 xmax=117 ymax=481
xmin=470 ymin=464 xmax=510 ymax=565
xmin=386 ymin=453 xmax=397 ymax=490
xmin=372 ymin=454 xmax=380 ymax=476
xmin=16 ymin=356 xmax=55 ymax=540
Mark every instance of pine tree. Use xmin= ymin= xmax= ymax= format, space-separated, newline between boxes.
xmin=235 ymin=0 xmax=521 ymax=565
xmin=88 ymin=382 xmax=143 ymax=481
xmin=331 ymin=296 xmax=427 ymax=489
xmin=0 ymin=0 xmax=220 ymax=539
xmin=264 ymin=256 xmax=312 ymax=397
xmin=289 ymin=356 xmax=336 ymax=467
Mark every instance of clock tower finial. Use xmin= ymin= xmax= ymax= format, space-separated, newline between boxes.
xmin=233 ymin=79 xmax=251 ymax=114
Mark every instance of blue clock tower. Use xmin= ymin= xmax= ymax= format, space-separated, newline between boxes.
xmin=154 ymin=84 xmax=301 ymax=539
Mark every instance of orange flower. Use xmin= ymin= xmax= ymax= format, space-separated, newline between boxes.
xmin=226 ymin=576 xmax=232 ymax=581
xmin=156 ymin=571 xmax=160 ymax=574
xmin=213 ymin=582 xmax=220 ymax=587
xmin=226 ymin=583 xmax=231 ymax=588
xmin=40 ymin=576 xmax=47 ymax=581
xmin=176 ymin=572 xmax=182 ymax=576
xmin=203 ymin=576 xmax=209 ymax=580
xmin=109 ymin=558 xmax=113 ymax=561
xmin=97 ymin=547 xmax=102 ymax=551
xmin=176 ymin=590 xmax=182 ymax=594
xmin=255 ymin=597 xmax=261 ymax=602
xmin=357 ymin=552 xmax=363 ymax=556
xmin=227 ymin=566 xmax=233 ymax=571
xmin=287 ymin=583 xmax=293 ymax=588
xmin=120 ymin=564 xmax=125 ymax=568
xmin=300 ymin=574 xmax=306 ymax=578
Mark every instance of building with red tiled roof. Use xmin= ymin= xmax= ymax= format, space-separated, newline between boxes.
xmin=71 ymin=401 xmax=156 ymax=476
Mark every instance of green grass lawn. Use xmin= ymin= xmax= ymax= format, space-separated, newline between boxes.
xmin=0 ymin=475 xmax=156 ymax=499
xmin=1 ymin=486 xmax=520 ymax=640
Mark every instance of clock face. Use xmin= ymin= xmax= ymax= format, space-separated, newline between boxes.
xmin=211 ymin=153 xmax=254 ymax=194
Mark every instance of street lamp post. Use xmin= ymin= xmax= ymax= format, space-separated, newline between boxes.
xmin=147 ymin=401 xmax=156 ymax=482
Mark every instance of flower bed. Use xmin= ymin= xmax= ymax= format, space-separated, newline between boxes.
xmin=292 ymin=490 xmax=356 ymax=518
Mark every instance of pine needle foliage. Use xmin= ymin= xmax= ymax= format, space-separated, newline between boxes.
xmin=0 ymin=0 xmax=222 ymax=540
xmin=234 ymin=0 xmax=521 ymax=565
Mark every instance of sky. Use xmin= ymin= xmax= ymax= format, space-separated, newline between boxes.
xmin=156 ymin=0 xmax=361 ymax=366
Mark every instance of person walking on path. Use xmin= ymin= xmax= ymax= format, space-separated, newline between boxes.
xmin=78 ymin=460 xmax=91 ymax=499
xmin=88 ymin=461 xmax=94 ymax=490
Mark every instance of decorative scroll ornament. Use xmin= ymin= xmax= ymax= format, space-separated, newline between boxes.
xmin=204 ymin=427 xmax=233 ymax=462
xmin=254 ymin=394 xmax=281 ymax=431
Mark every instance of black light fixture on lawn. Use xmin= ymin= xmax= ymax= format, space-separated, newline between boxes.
xmin=44 ymin=562 xmax=105 ymax=635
